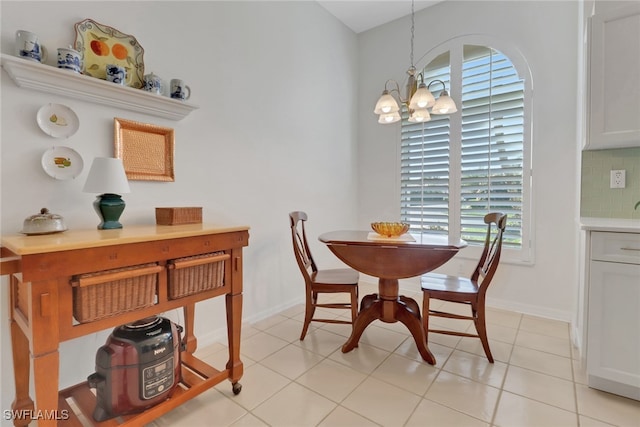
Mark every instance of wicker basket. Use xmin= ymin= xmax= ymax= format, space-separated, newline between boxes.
xmin=71 ymin=263 xmax=162 ymax=323
xmin=155 ymin=207 xmax=202 ymax=225
xmin=167 ymin=252 xmax=229 ymax=299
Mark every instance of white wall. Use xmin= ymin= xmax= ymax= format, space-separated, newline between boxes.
xmin=356 ymin=1 xmax=582 ymax=321
xmin=0 ymin=1 xmax=358 ymax=418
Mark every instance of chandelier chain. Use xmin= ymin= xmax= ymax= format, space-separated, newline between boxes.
xmin=410 ymin=0 xmax=415 ymax=68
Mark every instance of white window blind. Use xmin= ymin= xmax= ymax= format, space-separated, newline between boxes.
xmin=401 ymin=44 xmax=528 ymax=253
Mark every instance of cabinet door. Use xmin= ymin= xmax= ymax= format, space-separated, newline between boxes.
xmin=587 ymin=259 xmax=640 ymax=399
xmin=588 ymin=3 xmax=640 ymax=149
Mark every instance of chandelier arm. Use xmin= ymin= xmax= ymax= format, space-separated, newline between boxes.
xmin=427 ymin=79 xmax=447 ymax=92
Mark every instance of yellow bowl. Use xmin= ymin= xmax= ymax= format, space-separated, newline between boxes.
xmin=371 ymin=222 xmax=410 ymax=237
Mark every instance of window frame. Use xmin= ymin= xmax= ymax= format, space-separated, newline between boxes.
xmin=405 ymin=35 xmax=534 ymax=265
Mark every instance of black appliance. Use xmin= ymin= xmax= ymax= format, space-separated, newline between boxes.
xmin=88 ymin=316 xmax=183 ymax=421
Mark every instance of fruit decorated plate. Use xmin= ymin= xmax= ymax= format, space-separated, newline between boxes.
xmin=36 ymin=103 xmax=79 ymax=138
xmin=73 ymin=18 xmax=145 ymax=88
xmin=41 ymin=146 xmax=84 ymax=180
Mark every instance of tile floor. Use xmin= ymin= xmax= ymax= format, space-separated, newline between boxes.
xmin=148 ymin=282 xmax=640 ymax=427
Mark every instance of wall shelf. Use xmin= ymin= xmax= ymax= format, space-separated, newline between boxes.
xmin=1 ymin=54 xmax=198 ymax=121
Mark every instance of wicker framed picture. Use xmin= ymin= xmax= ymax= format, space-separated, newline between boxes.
xmin=114 ymin=118 xmax=175 ymax=181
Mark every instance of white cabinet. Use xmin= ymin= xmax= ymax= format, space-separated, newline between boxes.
xmin=586 ymin=2 xmax=640 ymax=150
xmin=587 ymin=231 xmax=640 ymax=400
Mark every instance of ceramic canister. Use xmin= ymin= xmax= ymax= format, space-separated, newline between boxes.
xmin=57 ymin=47 xmax=82 ymax=73
xmin=170 ymin=79 xmax=191 ymax=101
xmin=15 ymin=30 xmax=47 ymax=63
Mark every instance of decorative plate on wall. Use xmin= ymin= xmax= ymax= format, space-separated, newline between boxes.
xmin=36 ymin=103 xmax=79 ymax=138
xmin=41 ymin=146 xmax=84 ymax=180
xmin=74 ymin=18 xmax=145 ymax=89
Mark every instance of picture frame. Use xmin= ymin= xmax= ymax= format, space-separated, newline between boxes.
xmin=114 ymin=118 xmax=175 ymax=181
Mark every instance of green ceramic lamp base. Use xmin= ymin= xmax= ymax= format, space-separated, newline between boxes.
xmin=94 ymin=193 xmax=126 ymax=230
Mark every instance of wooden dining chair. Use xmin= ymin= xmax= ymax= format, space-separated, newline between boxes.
xmin=289 ymin=211 xmax=359 ymax=340
xmin=421 ymin=212 xmax=507 ymax=362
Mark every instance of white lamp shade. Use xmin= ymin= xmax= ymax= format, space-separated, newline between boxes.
xmin=431 ymin=92 xmax=458 ymax=114
xmin=409 ymin=84 xmax=435 ymax=109
xmin=83 ymin=157 xmax=131 ymax=194
xmin=408 ymin=108 xmax=431 ymax=123
xmin=374 ymin=91 xmax=400 ymax=114
xmin=378 ymin=111 xmax=401 ymax=124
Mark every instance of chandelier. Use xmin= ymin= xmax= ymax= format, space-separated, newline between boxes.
xmin=373 ymin=0 xmax=458 ymax=124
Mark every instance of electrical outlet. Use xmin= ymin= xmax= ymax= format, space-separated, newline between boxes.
xmin=610 ymin=170 xmax=626 ymax=188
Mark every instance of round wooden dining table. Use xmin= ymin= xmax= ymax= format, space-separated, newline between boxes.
xmin=318 ymin=230 xmax=467 ymax=364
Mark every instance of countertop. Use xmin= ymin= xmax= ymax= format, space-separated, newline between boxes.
xmin=1 ymin=223 xmax=250 ymax=255
xmin=580 ymin=217 xmax=640 ymax=233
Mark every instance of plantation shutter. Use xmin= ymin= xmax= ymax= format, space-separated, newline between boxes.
xmin=460 ymin=46 xmax=524 ymax=246
xmin=400 ymin=45 xmax=525 ymax=249
xmin=400 ymin=65 xmax=452 ymax=236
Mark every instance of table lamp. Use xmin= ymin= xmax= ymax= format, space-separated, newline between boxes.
xmin=83 ymin=157 xmax=131 ymax=229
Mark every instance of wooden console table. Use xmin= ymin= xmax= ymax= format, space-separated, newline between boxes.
xmin=0 ymin=223 xmax=249 ymax=426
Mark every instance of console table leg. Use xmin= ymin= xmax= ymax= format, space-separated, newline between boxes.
xmin=183 ymin=303 xmax=197 ymax=353
xmin=225 ymin=293 xmax=243 ymax=384
xmin=32 ymin=351 xmax=60 ymax=427
xmin=10 ymin=320 xmax=34 ymax=427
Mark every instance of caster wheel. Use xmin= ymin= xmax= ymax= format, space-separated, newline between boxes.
xmin=232 ymin=382 xmax=242 ymax=395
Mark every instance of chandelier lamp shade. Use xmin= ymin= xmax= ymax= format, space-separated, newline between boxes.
xmin=373 ymin=0 xmax=458 ymax=124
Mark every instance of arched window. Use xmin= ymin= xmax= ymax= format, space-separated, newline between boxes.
xmin=401 ymin=38 xmax=533 ymax=263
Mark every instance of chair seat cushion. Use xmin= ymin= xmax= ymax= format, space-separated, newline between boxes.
xmin=421 ymin=272 xmax=479 ymax=294
xmin=312 ymin=268 xmax=359 ymax=285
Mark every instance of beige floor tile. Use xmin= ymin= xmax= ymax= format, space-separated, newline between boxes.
xmin=503 ymin=365 xmax=576 ymax=411
xmin=572 ymin=358 xmax=589 ymax=385
xmin=455 ymin=337 xmax=513 ymax=364
xmin=240 ymin=331 xmax=290 ymax=362
xmin=215 ymin=363 xmax=290 ymax=410
xmin=515 ymin=329 xmax=572 ymax=358
xmin=493 ymin=391 xmax=578 ymax=427
xmin=520 ymin=314 xmax=570 ymax=340
xmin=200 ymin=346 xmax=256 ymax=374
xmin=318 ymin=406 xmax=379 ymax=426
xmin=252 ymin=382 xmax=337 ymax=426
xmin=359 ymin=324 xmax=407 ymax=352
xmin=296 ymin=358 xmax=367 ymax=402
xmin=260 ymin=344 xmax=324 ymax=380
xmin=485 ymin=307 xmax=522 ymax=329
xmin=509 ymin=345 xmax=573 ymax=380
xmin=263 ymin=317 xmax=305 ymax=343
xmin=394 ymin=337 xmax=455 ymax=365
xmin=328 ymin=342 xmax=390 ymax=374
xmin=278 ymin=303 xmax=306 ymax=319
xmin=576 ymin=383 xmax=640 ymax=426
xmin=442 ymin=350 xmax=507 ymax=388
xmin=405 ymin=398 xmax=489 ymax=427
xmin=251 ymin=314 xmax=288 ymax=331
xmin=578 ymin=415 xmax=618 ymax=427
xmin=230 ymin=412 xmax=269 ymax=426
xmin=295 ymin=327 xmax=349 ymax=356
xmin=371 ymin=353 xmax=439 ymax=396
xmin=424 ymin=371 xmax=500 ymax=422
xmin=341 ymin=376 xmax=422 ymax=426
xmin=318 ymin=321 xmax=354 ymax=338
xmin=153 ymin=388 xmax=248 ymax=426
xmin=486 ymin=322 xmax=519 ymax=344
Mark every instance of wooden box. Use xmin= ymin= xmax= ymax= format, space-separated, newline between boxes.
xmin=156 ymin=207 xmax=202 ymax=225
xmin=167 ymin=252 xmax=228 ymax=299
xmin=71 ymin=263 xmax=162 ymax=323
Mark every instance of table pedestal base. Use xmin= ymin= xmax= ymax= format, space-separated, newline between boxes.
xmin=341 ymin=278 xmax=435 ymax=365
